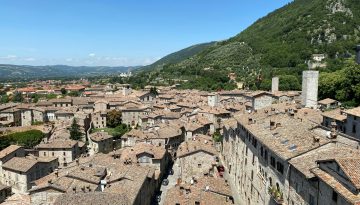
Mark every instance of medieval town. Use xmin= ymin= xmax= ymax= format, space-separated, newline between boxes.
xmin=0 ymin=65 xmax=359 ymax=205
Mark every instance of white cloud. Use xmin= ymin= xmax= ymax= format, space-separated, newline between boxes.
xmin=0 ymin=55 xmax=17 ymax=60
xmin=65 ymin=58 xmax=73 ymax=62
xmin=88 ymin=53 xmax=96 ymax=57
xmin=24 ymin=57 xmax=36 ymax=61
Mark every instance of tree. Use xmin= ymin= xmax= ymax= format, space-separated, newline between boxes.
xmin=12 ymin=92 xmax=24 ymax=102
xmin=150 ymin=87 xmax=159 ymax=96
xmin=106 ymin=109 xmax=122 ymax=128
xmin=279 ymin=75 xmax=301 ymax=91
xmin=68 ymin=91 xmax=80 ymax=97
xmin=61 ymin=88 xmax=67 ymax=95
xmin=1 ymin=95 xmax=9 ymax=103
xmin=69 ymin=118 xmax=82 ymax=140
xmin=46 ymin=94 xmax=57 ymax=99
xmin=30 ymin=93 xmax=39 ymax=103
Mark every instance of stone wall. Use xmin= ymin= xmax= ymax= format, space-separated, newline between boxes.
xmin=178 ymin=151 xmax=215 ymax=183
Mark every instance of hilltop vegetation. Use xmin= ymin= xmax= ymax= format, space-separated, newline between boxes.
xmin=132 ymin=0 xmax=360 ymax=104
xmin=140 ymin=42 xmax=216 ymax=71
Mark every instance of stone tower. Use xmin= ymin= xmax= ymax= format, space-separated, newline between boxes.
xmin=271 ymin=77 xmax=279 ymax=93
xmin=356 ymin=45 xmax=360 ymax=64
xmin=208 ymin=94 xmax=219 ymax=107
xmin=301 ymin=71 xmax=319 ymax=108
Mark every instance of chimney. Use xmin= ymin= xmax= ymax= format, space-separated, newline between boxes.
xmin=248 ymin=118 xmax=253 ymax=125
xmin=270 ymin=121 xmax=276 ymax=130
xmin=271 ymin=77 xmax=279 ymax=93
xmin=330 ymin=121 xmax=337 ymax=139
xmin=356 ymin=45 xmax=360 ymax=64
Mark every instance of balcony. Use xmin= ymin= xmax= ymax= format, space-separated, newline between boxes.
xmin=268 ymin=186 xmax=284 ymax=205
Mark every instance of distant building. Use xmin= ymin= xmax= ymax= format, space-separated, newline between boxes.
xmin=308 ymin=54 xmax=327 ymax=69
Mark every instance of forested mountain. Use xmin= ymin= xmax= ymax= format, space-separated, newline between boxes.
xmin=0 ymin=64 xmax=136 ymax=80
xmin=133 ymin=0 xmax=360 ymax=99
xmin=139 ymin=42 xmax=216 ymax=71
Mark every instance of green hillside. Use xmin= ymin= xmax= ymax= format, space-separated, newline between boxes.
xmin=129 ymin=0 xmax=360 ymax=103
xmin=139 ymin=42 xmax=216 ymax=71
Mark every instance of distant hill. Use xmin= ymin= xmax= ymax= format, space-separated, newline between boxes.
xmin=136 ymin=0 xmax=360 ymax=90
xmin=138 ymin=42 xmax=216 ymax=71
xmin=0 ymin=64 xmax=138 ymax=80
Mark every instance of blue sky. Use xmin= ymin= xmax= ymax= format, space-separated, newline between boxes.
xmin=0 ymin=0 xmax=292 ymax=66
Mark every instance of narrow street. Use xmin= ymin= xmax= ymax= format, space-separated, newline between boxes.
xmin=158 ymin=159 xmax=180 ymax=205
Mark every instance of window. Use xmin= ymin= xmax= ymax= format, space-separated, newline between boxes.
xmin=52 ymin=152 xmax=54 ymax=156
xmin=44 ymin=152 xmax=46 ymax=156
xmin=260 ymin=146 xmax=264 ymax=157
xmin=332 ymin=191 xmax=338 ymax=202
xmin=195 ymin=202 xmax=200 ymax=205
xmin=198 ymin=164 xmax=202 ymax=168
xmin=353 ymin=124 xmax=357 ymax=133
xmin=277 ymin=162 xmax=284 ymax=174
xmin=63 ymin=152 xmax=66 ymax=156
xmin=251 ymin=170 xmax=254 ymax=181
xmin=270 ymin=156 xmax=276 ymax=167
xmin=252 ymin=138 xmax=257 ymax=148
xmin=252 ymin=154 xmax=256 ymax=165
xmin=265 ymin=149 xmax=267 ymax=162
xmin=245 ymin=147 xmax=248 ymax=156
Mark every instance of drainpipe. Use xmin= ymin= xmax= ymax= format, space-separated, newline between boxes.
xmin=316 ymin=179 xmax=320 ymax=205
xmin=287 ymin=164 xmax=292 ymax=205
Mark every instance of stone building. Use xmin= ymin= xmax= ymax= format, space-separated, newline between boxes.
xmin=321 ymin=106 xmax=360 ymax=140
xmin=118 ymin=142 xmax=170 ymax=186
xmin=2 ymin=157 xmax=58 ymax=193
xmin=343 ymin=107 xmax=360 ymax=139
xmin=137 ymin=91 xmax=156 ymax=103
xmin=50 ymin=99 xmax=73 ymax=108
xmin=221 ymin=103 xmax=360 ymax=205
xmin=0 ymin=108 xmax=21 ymax=126
xmin=91 ymin=111 xmax=107 ymax=129
xmin=35 ymin=140 xmax=81 ymax=167
xmin=0 ymin=145 xmax=26 ymax=185
xmin=89 ymin=131 xmax=114 ymax=155
xmin=177 ymin=135 xmax=218 ymax=183
xmin=164 ymin=176 xmax=234 ymax=205
xmin=29 ymin=154 xmax=158 ymax=205
xmin=318 ymin=98 xmax=340 ymax=110
xmin=122 ymin=106 xmax=149 ymax=126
